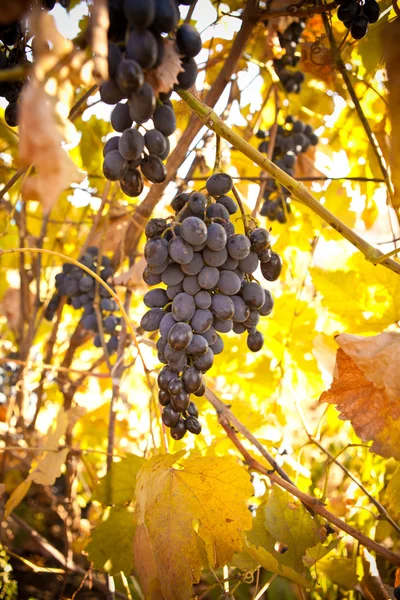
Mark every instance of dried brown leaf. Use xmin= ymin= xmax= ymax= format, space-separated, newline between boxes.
xmin=113 ymin=257 xmax=147 ymax=289
xmin=383 ymin=18 xmax=400 ymax=208
xmin=299 ymin=41 xmax=335 ymax=85
xmin=145 ymin=39 xmax=183 ymax=95
xmin=320 ymin=332 xmax=400 ymax=460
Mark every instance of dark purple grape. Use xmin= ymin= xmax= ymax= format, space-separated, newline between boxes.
xmin=261 ymin=252 xmax=283 ymax=281
xmin=189 ymin=192 xmax=207 ymax=215
xmin=186 ymin=415 xmax=202 ymax=435
xmin=145 ymin=218 xmax=167 ymax=238
xmin=227 ymin=234 xmax=251 ymax=260
xmin=171 ymin=390 xmax=190 ymax=412
xmin=176 ymin=24 xmax=202 ymax=58
xmin=194 ymin=290 xmax=211 ymax=309
xmin=159 ymin=389 xmax=171 ymax=406
xmin=201 ymin=327 xmax=217 ymax=346
xmin=206 ymin=173 xmax=233 ymax=197
xmin=214 ymin=319 xmax=233 ymax=333
xmin=171 ymin=193 xmax=189 ymax=213
xmin=363 ymin=0 xmax=379 ymax=22
xmin=202 ymin=247 xmax=228 ymax=268
xmin=123 ymin=0 xmax=155 ymax=28
xmin=168 ymin=377 xmax=184 ymax=396
xmin=170 ymin=418 xmax=187 ymax=440
xmin=183 ymin=275 xmax=201 ymax=295
xmin=198 ymin=266 xmax=219 ymax=290
xmin=217 ymin=270 xmax=241 ymax=295
xmin=242 ymin=282 xmax=265 ymax=309
xmin=210 ymin=335 xmax=224 ymax=355
xmin=162 ymin=404 xmax=180 ymax=427
xmin=206 ymin=223 xmax=227 ymax=252
xmin=144 ymin=129 xmax=168 ymax=157
xmin=169 ymin=237 xmax=194 ymax=265
xmin=211 ymin=294 xmax=235 ymax=320
xmin=144 ymin=236 xmax=168 ymax=267
xmin=144 ymin=288 xmax=168 ymax=308
xmin=176 ymin=57 xmax=198 ymax=90
xmin=111 ymin=102 xmax=133 ymax=132
xmin=100 ymin=80 xmax=124 ymax=105
xmin=126 ymin=29 xmax=157 ymax=69
xmin=182 ymin=253 xmax=204 ymax=276
xmin=249 ymin=228 xmax=271 ymax=252
xmin=190 ymin=309 xmax=213 ymax=333
xmin=103 ymin=150 xmax=127 ymax=181
xmin=103 ymin=136 xmax=120 ymax=156
xmin=350 ymin=15 xmax=369 ymax=38
xmin=141 ymin=155 xmax=167 ymax=184
xmin=140 ymin=307 xmax=164 ymax=331
xmin=187 ymin=401 xmax=199 ymax=417
xmin=216 ymin=195 xmax=237 ymax=215
xmin=238 ymin=251 xmax=259 ymax=274
xmin=129 ymin=83 xmax=156 ymax=123
xmin=194 ymin=347 xmax=214 ymax=372
xmin=181 ymin=217 xmax=208 ymax=245
xmin=152 ymin=0 xmax=179 ymax=34
xmin=337 ymin=0 xmax=359 ymax=21
xmin=182 ymin=366 xmax=203 ymax=393
xmin=162 ymin=264 xmax=185 ymax=286
xmin=247 ymin=330 xmax=264 ymax=352
xmin=153 ymin=104 xmax=176 ymax=137
xmin=259 ymin=289 xmax=274 ymax=316
xmin=186 ymin=334 xmax=208 ymax=355
xmin=158 ymin=366 xmax=176 ymax=390
xmin=168 ymin=322 xmax=193 ymax=351
xmin=206 ymin=203 xmax=230 ymax=221
xmin=118 ymin=128 xmax=145 ymax=160
xmin=171 ymin=292 xmax=196 ymax=322
xmin=231 ymin=295 xmax=250 ymax=323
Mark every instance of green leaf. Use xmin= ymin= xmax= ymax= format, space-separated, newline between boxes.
xmin=93 ymin=454 xmax=145 ymax=506
xmin=86 ymin=507 xmax=135 ymax=576
xmin=302 ymin=539 xmax=339 ymax=568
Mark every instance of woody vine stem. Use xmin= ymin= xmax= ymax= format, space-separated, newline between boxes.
xmin=178 ymin=89 xmax=400 ymax=276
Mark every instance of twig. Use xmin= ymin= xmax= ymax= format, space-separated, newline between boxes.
xmin=183 ymin=175 xmax=386 ymax=183
xmin=259 ymin=1 xmax=336 ymax=19
xmin=218 ymin=415 xmax=400 ymax=567
xmin=232 ymin=186 xmax=250 ymax=236
xmin=178 ymin=89 xmax=400 ymax=275
xmin=90 ymin=0 xmax=109 ymax=82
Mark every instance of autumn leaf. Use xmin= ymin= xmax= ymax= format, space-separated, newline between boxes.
xmin=320 ymin=332 xmax=400 ymax=461
xmin=134 ymin=451 xmax=253 ymax=600
xmin=318 ymin=557 xmax=359 ymax=589
xmin=386 ymin=465 xmax=400 ymax=516
xmin=86 ymin=506 xmax=135 ymax=575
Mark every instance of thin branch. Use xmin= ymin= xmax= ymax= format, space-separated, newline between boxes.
xmin=183 ymin=175 xmax=386 ymax=183
xmin=178 ymin=89 xmax=400 ymax=276
xmin=89 ymin=0 xmax=109 ymax=82
xmin=216 ymin=412 xmax=400 ymax=567
xmin=259 ymin=1 xmax=336 ymax=19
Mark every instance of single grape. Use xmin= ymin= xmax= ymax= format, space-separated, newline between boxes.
xmin=206 ymin=223 xmax=227 ymax=252
xmin=206 ymin=173 xmax=233 ymax=197
xmin=162 ymin=404 xmax=180 ymax=427
xmin=187 ymin=401 xmax=199 ymax=417
xmin=170 ymin=418 xmax=187 ymax=440
xmin=171 ymin=192 xmax=189 ymax=213
xmin=152 ymin=0 xmax=179 ymax=34
xmin=126 ymin=29 xmax=158 ymax=69
xmin=190 ymin=308 xmax=213 ymax=333
xmin=141 ymin=155 xmax=167 ymax=184
xmin=231 ymin=295 xmax=250 ymax=322
xmin=145 ymin=218 xmax=167 ymax=238
xmin=103 ymin=150 xmax=127 ymax=181
xmin=159 ymin=312 xmax=177 ymax=338
xmin=189 ymin=192 xmax=207 ymax=215
xmin=144 ymin=236 xmax=168 ymax=267
xmin=158 ymin=366 xmax=177 ymax=391
xmin=233 ymin=321 xmax=246 ymax=334
xmin=259 ymin=289 xmax=274 ymax=316
xmin=168 ymin=354 xmax=188 ymax=373
xmin=186 ymin=334 xmax=208 ymax=355
xmin=350 ymin=15 xmax=369 ymax=38
xmin=186 ymin=415 xmax=202 ymax=435
xmin=198 ymin=266 xmax=219 ymax=290
xmin=176 ymin=24 xmax=202 ymax=57
xmin=168 ymin=322 xmax=193 ymax=351
xmin=247 ymin=330 xmax=264 ymax=352
xmin=227 ymin=234 xmax=251 ymax=260
xmin=260 ymin=252 xmax=283 ymax=281
xmin=165 ymin=343 xmax=186 ymax=364
xmin=129 ymin=82 xmax=156 ymax=123
xmin=217 ymin=270 xmax=242 ymax=295
xmin=162 ymin=264 xmax=185 ymax=286
xmin=258 ymin=248 xmax=272 ymax=263
xmin=123 ymin=0 xmax=156 ymax=29
xmin=211 ymin=294 xmax=235 ymax=320
xmin=363 ymin=0 xmax=379 ymax=22
xmin=169 ymin=237 xmax=194 ymax=265
xmin=147 ymin=256 xmax=169 ymax=274
xmin=144 ymin=129 xmax=168 ymax=157
xmin=182 ymin=366 xmax=203 ymax=392
xmin=168 ymin=377 xmax=184 ymax=396
xmin=144 ymin=288 xmax=168 ymax=308
xmin=238 ymin=251 xmax=259 ymax=274
xmin=111 ymin=102 xmax=133 ymax=132
xmin=118 ymin=128 xmax=145 ymax=160
xmin=201 ymin=327 xmax=217 ymax=346
xmin=244 ymin=309 xmax=260 ymax=328
xmin=194 ymin=290 xmax=211 ymax=309
xmin=202 ymin=247 xmax=228 ymax=267
xmin=140 ymin=307 xmax=164 ymax=331
xmin=194 ymin=347 xmax=214 ymax=372
xmin=249 ymin=228 xmax=271 ymax=252
xmin=171 ymin=390 xmax=190 ymax=412
xmin=214 ymin=318 xmax=233 ymax=333
xmin=181 ymin=253 xmax=204 ymax=276
xmin=100 ymin=80 xmax=125 ymax=105
xmin=176 ymin=57 xmax=198 ymax=89
xmin=166 ymin=282 xmax=184 ymax=299
xmin=172 ymin=292 xmax=196 ymax=322
xmin=81 ymin=313 xmax=98 ymax=332
xmin=153 ymin=104 xmax=177 ymax=136
xmin=222 ymin=256 xmax=239 ymax=270
xmin=180 ymin=217 xmax=208 ymax=245
xmin=242 ymin=282 xmax=265 ymax=309
xmin=183 ymin=275 xmax=201 ymax=295
xmin=116 ymin=59 xmax=144 ymax=95
xmin=159 ymin=389 xmax=171 ymax=406
xmin=210 ymin=334 xmax=224 ymax=355
xmin=216 ymin=194 xmax=237 ymax=215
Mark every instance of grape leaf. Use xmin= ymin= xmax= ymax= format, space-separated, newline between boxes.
xmin=134 ymin=451 xmax=253 ymax=600
xmin=320 ymin=332 xmax=400 ymax=460
xmin=86 ymin=506 xmax=135 ymax=576
xmin=93 ymin=454 xmax=145 ymax=506
xmin=318 ymin=557 xmax=359 ymax=589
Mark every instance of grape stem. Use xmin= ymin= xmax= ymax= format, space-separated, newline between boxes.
xmin=178 ymin=89 xmax=400 ymax=276
xmin=232 ymin=186 xmax=250 ymax=237
xmin=213 ymin=134 xmax=221 ymax=174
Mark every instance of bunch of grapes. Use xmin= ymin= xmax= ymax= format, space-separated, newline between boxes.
xmin=273 ymin=20 xmax=305 ymax=94
xmin=0 ymin=352 xmax=20 ymax=405
xmin=334 ymin=0 xmax=379 ymax=39
xmin=101 ymin=0 xmax=201 ymax=196
xmin=257 ymin=116 xmax=318 ymax=223
xmin=0 ymin=21 xmax=27 ymax=128
xmin=140 ymin=173 xmax=283 ymax=440
xmin=45 ymin=247 xmax=120 ymax=354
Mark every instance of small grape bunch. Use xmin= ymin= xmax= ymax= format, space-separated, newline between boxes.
xmin=45 ymin=247 xmax=120 ymax=354
xmin=140 ymin=172 xmax=283 ymax=440
xmin=334 ymin=0 xmax=379 ymax=39
xmin=101 ymin=0 xmax=202 ymax=196
xmin=257 ymin=116 xmax=319 ymax=223
xmin=273 ymin=20 xmax=305 ymax=94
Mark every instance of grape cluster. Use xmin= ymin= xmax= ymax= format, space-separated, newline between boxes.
xmin=101 ymin=0 xmax=201 ymax=196
xmin=0 ymin=352 xmax=20 ymax=405
xmin=140 ymin=173 xmax=283 ymax=439
xmin=335 ymin=0 xmax=379 ymax=39
xmin=273 ymin=20 xmax=305 ymax=94
xmin=45 ymin=247 xmax=120 ymax=354
xmin=0 ymin=21 xmax=27 ymax=128
xmin=257 ymin=116 xmax=318 ymax=223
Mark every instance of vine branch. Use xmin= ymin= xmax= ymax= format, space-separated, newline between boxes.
xmin=178 ymin=89 xmax=400 ymax=275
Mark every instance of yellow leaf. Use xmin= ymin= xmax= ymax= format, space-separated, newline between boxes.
xmin=134 ymin=451 xmax=253 ymax=600
xmin=244 ymin=540 xmax=310 ymax=588
xmin=4 ymin=479 xmax=32 ymax=520
xmin=318 ymin=557 xmax=359 ymax=589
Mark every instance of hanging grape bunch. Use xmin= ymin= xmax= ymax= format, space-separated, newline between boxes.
xmin=273 ymin=20 xmax=305 ymax=94
xmin=334 ymin=0 xmax=379 ymax=39
xmin=140 ymin=173 xmax=283 ymax=440
xmin=45 ymin=247 xmax=121 ymax=354
xmin=101 ymin=0 xmax=201 ymax=197
xmin=0 ymin=1 xmax=67 ymax=128
xmin=257 ymin=116 xmax=319 ymax=223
